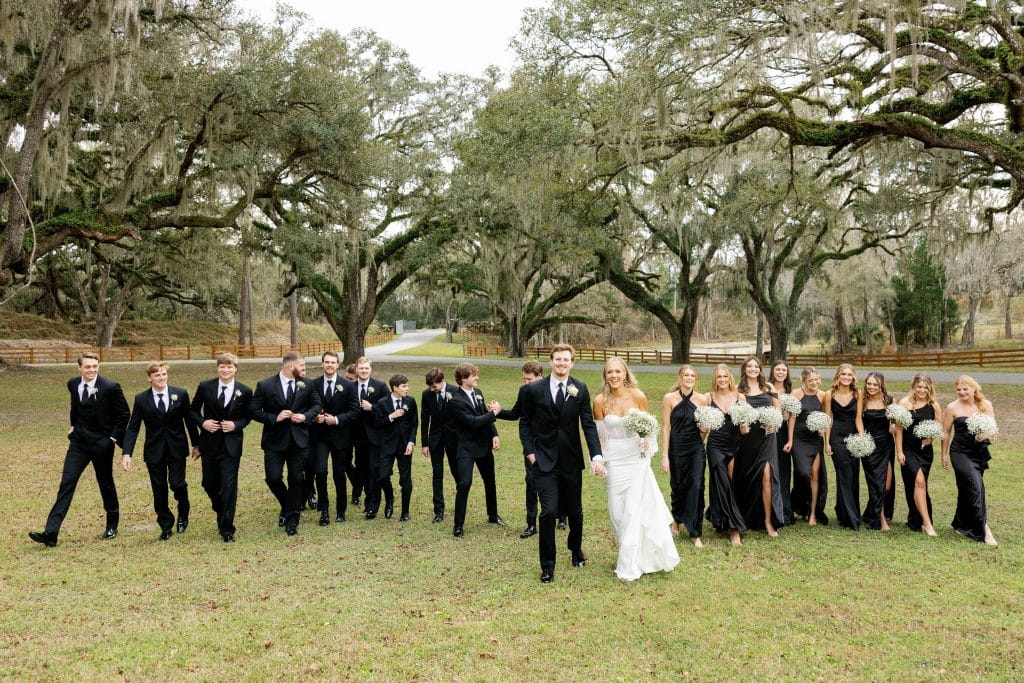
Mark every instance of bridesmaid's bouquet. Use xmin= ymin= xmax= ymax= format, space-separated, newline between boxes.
xmin=965 ymin=413 xmax=999 ymax=441
xmin=622 ymin=408 xmax=660 ymax=456
xmin=693 ymin=406 xmax=725 ymax=432
xmin=912 ymin=419 xmax=945 ymax=442
xmin=778 ymin=393 xmax=802 ymax=417
xmin=844 ymin=432 xmax=876 ymax=458
xmin=805 ymin=411 xmax=832 ymax=434
xmin=885 ymin=404 xmax=913 ymax=429
xmin=727 ymin=402 xmax=759 ymax=428
xmin=757 ymin=406 xmax=785 ymax=433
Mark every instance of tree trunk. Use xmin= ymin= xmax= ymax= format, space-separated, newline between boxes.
xmin=1004 ymin=291 xmax=1013 ymax=339
xmin=246 ymin=276 xmax=255 ymax=345
xmin=506 ymin=315 xmax=525 ymax=357
xmin=834 ymin=305 xmax=851 ymax=354
xmin=755 ymin=311 xmax=765 ymax=359
xmin=238 ymin=258 xmax=249 ymax=344
xmin=961 ymin=293 xmax=977 ymax=346
xmin=765 ymin=314 xmax=788 ymax=362
xmin=288 ymin=276 xmax=299 ymax=347
xmin=444 ymin=297 xmax=456 ymax=344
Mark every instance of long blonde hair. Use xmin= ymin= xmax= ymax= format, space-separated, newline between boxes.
xmin=955 ymin=375 xmax=988 ymax=411
xmin=709 ymin=363 xmax=737 ymax=394
xmin=830 ymin=363 xmax=859 ymax=401
xmin=906 ymin=372 xmax=940 ymax=413
xmin=602 ymin=357 xmax=638 ymax=409
xmin=670 ymin=364 xmax=699 ymax=393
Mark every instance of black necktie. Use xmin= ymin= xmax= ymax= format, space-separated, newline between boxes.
xmin=325 ymin=380 xmax=333 ymax=399
xmin=80 ymin=383 xmax=88 ymax=402
xmin=395 ymin=399 xmax=402 ymax=411
xmin=219 ymin=385 xmax=228 ymax=407
xmin=360 ymin=384 xmax=367 ymax=401
xmin=556 ymin=382 xmax=565 ymax=408
xmin=157 ymin=393 xmax=166 ymax=412
xmin=287 ymin=380 xmax=295 ymax=403
xmin=437 ymin=391 xmax=444 ymax=406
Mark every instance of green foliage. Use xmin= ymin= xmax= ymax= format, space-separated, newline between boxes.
xmin=891 ymin=242 xmax=961 ymax=347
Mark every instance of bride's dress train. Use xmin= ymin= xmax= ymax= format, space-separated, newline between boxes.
xmin=600 ymin=414 xmax=680 ymax=581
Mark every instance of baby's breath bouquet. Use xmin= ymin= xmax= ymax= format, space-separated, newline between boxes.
xmin=844 ymin=432 xmax=876 ymax=459
xmin=805 ymin=411 xmax=832 ymax=434
xmin=778 ymin=394 xmax=802 ymax=417
xmin=757 ymin=406 xmax=785 ymax=433
xmin=885 ymin=404 xmax=913 ymax=429
xmin=727 ymin=402 xmax=759 ymax=428
xmin=622 ymin=408 xmax=660 ymax=457
xmin=912 ymin=419 xmax=944 ymax=442
xmin=965 ymin=413 xmax=998 ymax=441
xmin=694 ymin=406 xmax=725 ymax=432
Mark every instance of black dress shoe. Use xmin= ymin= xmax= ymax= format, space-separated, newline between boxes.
xmin=278 ymin=514 xmax=286 ymax=527
xmin=285 ymin=526 xmax=298 ymax=536
xmin=222 ymin=532 xmax=235 ymax=543
xmin=452 ymin=526 xmax=464 ymax=537
xmin=540 ymin=569 xmax=554 ymax=583
xmin=557 ymin=517 xmax=567 ymax=530
xmin=520 ymin=525 xmax=537 ymax=539
xmin=176 ymin=517 xmax=189 ymax=534
xmin=432 ymin=513 xmax=444 ymax=524
xmin=571 ymin=551 xmax=587 ymax=568
xmin=384 ymin=504 xmax=394 ymax=519
xmin=365 ymin=511 xmax=376 ymax=520
xmin=307 ymin=495 xmax=317 ymax=510
xmin=399 ymin=513 xmax=410 ymax=522
xmin=487 ymin=515 xmax=506 ymax=527
xmin=159 ymin=529 xmax=173 ymax=541
xmin=351 ymin=495 xmax=360 ymax=507
xmin=102 ymin=527 xmax=117 ymax=540
xmin=335 ymin=513 xmax=346 ymax=523
xmin=319 ymin=511 xmax=330 ymax=526
xmin=29 ymin=531 xmax=57 ymax=547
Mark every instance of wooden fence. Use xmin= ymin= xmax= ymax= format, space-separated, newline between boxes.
xmin=465 ymin=343 xmax=1024 ymax=368
xmin=0 ymin=332 xmax=395 ymax=365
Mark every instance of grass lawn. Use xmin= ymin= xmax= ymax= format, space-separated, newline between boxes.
xmin=1 ymin=361 xmax=1021 ymax=680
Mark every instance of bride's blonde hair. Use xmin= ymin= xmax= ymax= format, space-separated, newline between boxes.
xmin=602 ymin=356 xmax=638 ymax=409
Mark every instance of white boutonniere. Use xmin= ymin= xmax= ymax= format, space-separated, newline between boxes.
xmin=88 ymin=386 xmax=98 ymax=397
xmin=566 ymin=384 xmax=579 ymax=398
xmin=297 ymin=381 xmax=306 ymax=390
xmin=445 ymin=391 xmax=453 ymax=400
xmin=475 ymin=393 xmax=484 ymax=404
xmin=234 ymin=389 xmax=242 ymax=398
xmin=170 ymin=393 xmax=179 ymax=403
xmin=367 ymin=387 xmax=375 ymax=395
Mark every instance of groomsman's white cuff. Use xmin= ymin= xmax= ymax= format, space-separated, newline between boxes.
xmin=591 ymin=455 xmax=604 ymax=462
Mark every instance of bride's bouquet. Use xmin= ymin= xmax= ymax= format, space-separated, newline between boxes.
xmin=805 ymin=411 xmax=832 ymax=435
xmin=778 ymin=393 xmax=802 ymax=417
xmin=966 ymin=413 xmax=998 ymax=441
xmin=622 ymin=408 xmax=660 ymax=457
xmin=912 ymin=419 xmax=944 ymax=442
xmin=757 ymin=406 xmax=785 ymax=434
xmin=844 ymin=432 xmax=876 ymax=459
xmin=727 ymin=402 xmax=759 ymax=428
xmin=693 ymin=406 xmax=725 ymax=432
xmin=885 ymin=404 xmax=913 ymax=429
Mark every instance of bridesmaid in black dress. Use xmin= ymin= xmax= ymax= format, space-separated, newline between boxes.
xmin=661 ymin=365 xmax=709 ymax=548
xmin=704 ymin=364 xmax=746 ymax=546
xmin=735 ymin=356 xmax=784 ymax=536
xmin=941 ymin=375 xmax=998 ymax=546
xmin=784 ymin=367 xmax=829 ymax=525
xmin=824 ymin=363 xmax=860 ymax=530
xmin=858 ymin=372 xmax=895 ymax=531
xmin=894 ymin=373 xmax=940 ymax=536
xmin=769 ymin=360 xmax=795 ymax=526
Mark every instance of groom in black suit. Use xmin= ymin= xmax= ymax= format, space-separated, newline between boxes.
xmin=518 ymin=344 xmax=603 ymax=583
xmin=120 ymin=362 xmax=200 ymax=540
xmin=189 ymin=353 xmax=252 ymax=542
xmin=310 ymin=350 xmax=360 ymax=524
xmin=29 ymin=352 xmax=131 ymax=546
xmin=250 ymin=351 xmax=322 ymax=535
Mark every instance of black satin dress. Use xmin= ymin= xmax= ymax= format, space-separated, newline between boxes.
xmin=861 ymin=405 xmax=894 ymax=530
xmin=829 ymin=396 xmax=860 ymax=530
xmin=775 ymin=393 xmax=794 ymax=526
xmin=734 ymin=392 xmax=784 ymax=531
xmin=900 ymin=404 xmax=935 ymax=531
xmin=789 ymin=393 xmax=829 ymax=524
xmin=949 ymin=416 xmax=992 ymax=542
xmin=704 ymin=399 xmax=747 ymax=533
xmin=667 ymin=391 xmax=706 ymax=538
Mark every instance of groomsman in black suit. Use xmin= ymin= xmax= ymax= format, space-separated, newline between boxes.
xmin=351 ymin=357 xmax=388 ymax=516
xmin=250 ymin=351 xmax=322 ymax=535
xmin=29 ymin=352 xmax=131 ymax=546
xmin=189 ymin=353 xmax=252 ymax=542
xmin=310 ymin=351 xmax=359 ymax=524
xmin=518 ymin=344 xmax=603 ymax=583
xmin=120 ymin=362 xmax=200 ymax=540
xmin=448 ymin=362 xmax=506 ymax=537
xmin=495 ymin=360 xmax=545 ymax=539
xmin=372 ymin=374 xmax=418 ymax=521
xmin=420 ymin=367 xmax=457 ymax=524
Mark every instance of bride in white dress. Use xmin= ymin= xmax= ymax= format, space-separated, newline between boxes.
xmin=593 ymin=357 xmax=680 ymax=581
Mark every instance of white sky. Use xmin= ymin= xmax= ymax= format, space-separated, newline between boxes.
xmin=245 ymin=1 xmax=545 ymax=78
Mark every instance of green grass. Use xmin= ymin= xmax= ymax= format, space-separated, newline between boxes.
xmin=1 ymin=362 xmax=1022 ymax=680
xmin=393 ymin=333 xmax=471 ymax=357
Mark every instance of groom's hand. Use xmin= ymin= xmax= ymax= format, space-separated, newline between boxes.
xmin=526 ymin=453 xmax=536 ymax=465
xmin=590 ymin=458 xmax=606 ymax=478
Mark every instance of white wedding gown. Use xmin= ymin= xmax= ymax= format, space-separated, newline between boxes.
xmin=600 ymin=414 xmax=681 ymax=581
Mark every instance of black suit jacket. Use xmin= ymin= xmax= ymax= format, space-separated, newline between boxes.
xmin=449 ymin=387 xmax=498 ymax=460
xmin=373 ymin=395 xmax=418 ymax=456
xmin=250 ymin=374 xmax=322 ymax=451
xmin=122 ymin=386 xmax=200 ymax=463
xmin=189 ymin=379 xmax=253 ymax=459
xmin=495 ymin=383 xmax=530 ymax=454
xmin=310 ymin=374 xmax=360 ymax=448
xmin=354 ymin=377 xmax=390 ymax=446
xmin=420 ymin=384 xmax=457 ymax=453
xmin=68 ymin=375 xmax=131 ymax=450
xmin=518 ymin=376 xmax=601 ymax=474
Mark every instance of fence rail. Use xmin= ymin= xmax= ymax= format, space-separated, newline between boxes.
xmin=0 ymin=332 xmax=395 ymax=365
xmin=465 ymin=343 xmax=1024 ymax=368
